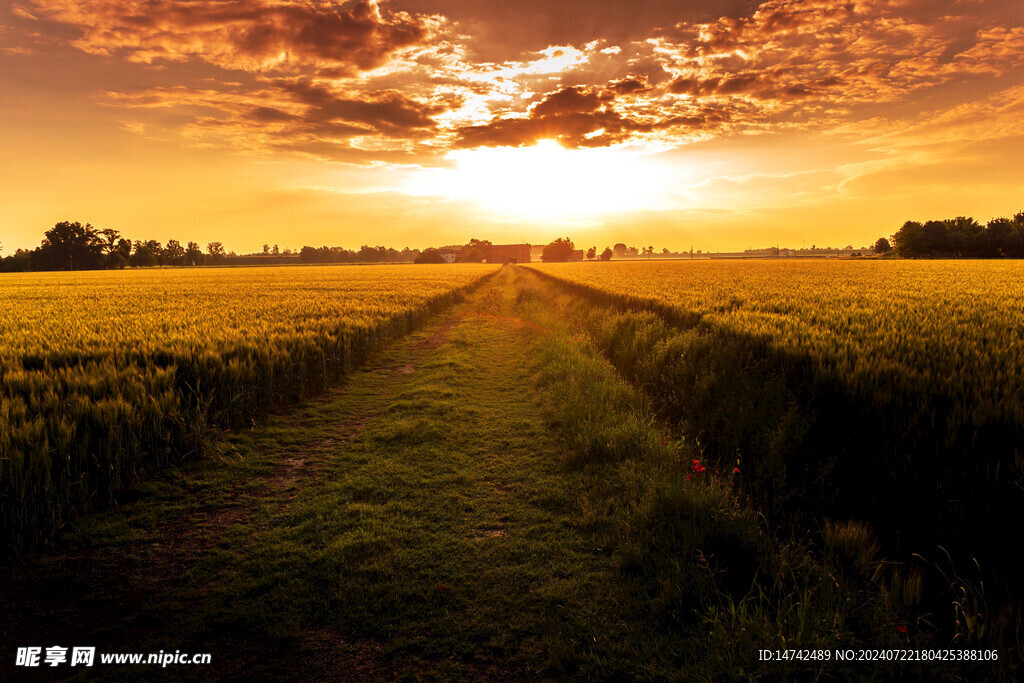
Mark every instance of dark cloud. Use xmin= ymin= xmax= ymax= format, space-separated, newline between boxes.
xmin=607 ymin=77 xmax=650 ymax=95
xmin=27 ymin=0 xmax=436 ymax=74
xmin=247 ymin=106 xmax=300 ymax=123
xmin=395 ymin=0 xmax=761 ymax=61
xmin=530 ymin=86 xmax=611 ymax=117
xmin=455 ymin=85 xmax=727 ymax=149
xmin=669 ymin=71 xmax=841 ymax=101
xmin=18 ymin=0 xmax=1024 ymax=161
xmin=280 ymin=81 xmax=447 ymax=135
xmin=455 ymin=86 xmax=633 ymax=148
xmin=101 ymin=79 xmax=452 ymax=163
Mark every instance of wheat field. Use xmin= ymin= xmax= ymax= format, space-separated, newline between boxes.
xmin=0 ymin=264 xmax=498 ymax=546
xmin=529 ymin=259 xmax=1024 ymax=576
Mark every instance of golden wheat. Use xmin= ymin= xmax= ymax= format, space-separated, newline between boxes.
xmin=530 ymin=259 xmax=1024 ymax=420
xmin=0 ymin=263 xmax=497 ymax=546
xmin=528 ymin=258 xmax=1024 ymax=583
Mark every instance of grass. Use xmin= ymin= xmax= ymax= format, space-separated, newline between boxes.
xmin=1 ymin=269 xmax=657 ymax=678
xmin=527 ymin=263 xmax=1024 ymax=663
xmin=525 ymin=260 xmax=1024 ymax=575
xmin=0 ymin=266 xmax=1015 ymax=680
xmin=512 ymin=267 xmax=1017 ymax=679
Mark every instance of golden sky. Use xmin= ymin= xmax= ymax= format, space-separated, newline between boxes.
xmin=1 ymin=0 xmax=1023 ymax=252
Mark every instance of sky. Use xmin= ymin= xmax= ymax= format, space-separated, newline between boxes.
xmin=1 ymin=0 xmax=1023 ymax=253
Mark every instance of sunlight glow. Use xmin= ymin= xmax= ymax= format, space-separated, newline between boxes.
xmin=404 ymin=140 xmax=675 ymax=220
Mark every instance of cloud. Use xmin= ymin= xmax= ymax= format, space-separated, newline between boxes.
xmin=99 ymin=80 xmax=454 ymax=163
xmin=14 ymin=0 xmax=1024 ymax=162
xmin=25 ymin=0 xmax=438 ymax=75
xmin=279 ymin=80 xmax=447 ymax=134
xmin=454 ymin=85 xmax=731 ymax=149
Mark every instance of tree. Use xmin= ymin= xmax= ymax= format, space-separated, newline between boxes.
xmin=585 ymin=246 xmax=597 ymax=260
xmin=185 ymin=241 xmax=203 ymax=266
xmin=921 ymin=220 xmax=948 ymax=256
xmin=165 ymin=239 xmax=185 ymax=265
xmin=98 ymin=228 xmax=125 ymax=267
xmin=99 ymin=228 xmax=121 ymax=255
xmin=0 ymin=248 xmax=31 ymax=272
xmin=541 ymin=237 xmax=575 ymax=262
xmin=357 ymin=245 xmax=387 ymax=262
xmin=207 ymin=242 xmax=226 ymax=262
xmin=946 ymin=216 xmax=985 ymax=257
xmin=986 ymin=218 xmax=1014 ymax=256
xmin=299 ymin=245 xmax=319 ymax=263
xmin=612 ymin=243 xmax=627 ymax=258
xmin=143 ymin=240 xmax=164 ymax=265
xmin=891 ymin=221 xmax=924 ymax=257
xmin=414 ymin=248 xmax=446 ymax=264
xmin=272 ymin=244 xmax=280 ymax=255
xmin=873 ymin=237 xmax=892 ymax=254
xmin=36 ymin=221 xmax=105 ymax=270
xmin=599 ymin=247 xmax=613 ymax=261
xmin=109 ymin=238 xmax=131 ymax=268
xmin=461 ymin=238 xmax=491 ymax=263
xmin=626 ymin=246 xmax=639 ymax=257
xmin=130 ymin=240 xmax=157 ymax=267
xmin=1007 ymin=213 xmax=1024 ymax=257
xmin=262 ymin=244 xmax=270 ymax=255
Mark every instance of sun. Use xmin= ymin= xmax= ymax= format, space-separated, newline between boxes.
xmin=405 ymin=140 xmax=673 ymax=221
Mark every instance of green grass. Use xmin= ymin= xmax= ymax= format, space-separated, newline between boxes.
xmin=1 ymin=267 xmax=1014 ymax=680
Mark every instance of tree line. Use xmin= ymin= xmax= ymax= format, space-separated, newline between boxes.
xmin=0 ymin=221 xmax=428 ymax=272
xmin=542 ymin=238 xmax=613 ymax=262
xmin=883 ymin=212 xmax=1024 ymax=258
xmin=298 ymin=245 xmax=422 ymax=264
xmin=0 ymin=221 xmax=235 ymax=272
xmin=12 ymin=213 xmax=1022 ymax=274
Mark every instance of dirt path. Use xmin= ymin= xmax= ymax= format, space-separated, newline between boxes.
xmin=0 ymin=268 xmax=631 ymax=680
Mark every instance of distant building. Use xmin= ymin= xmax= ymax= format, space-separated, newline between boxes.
xmin=568 ymin=249 xmax=585 ymax=262
xmin=484 ymin=244 xmax=531 ymax=264
xmin=437 ymin=246 xmax=463 ymax=263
